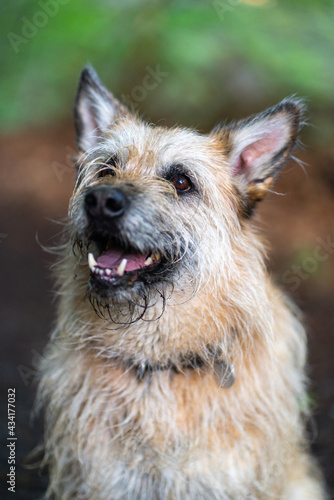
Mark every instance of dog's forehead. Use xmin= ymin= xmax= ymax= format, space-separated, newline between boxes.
xmin=103 ymin=119 xmax=222 ymax=171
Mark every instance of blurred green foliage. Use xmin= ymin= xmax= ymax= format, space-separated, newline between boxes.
xmin=1 ymin=0 xmax=334 ymax=136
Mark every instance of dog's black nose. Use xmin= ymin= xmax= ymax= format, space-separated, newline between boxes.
xmin=84 ymin=187 xmax=127 ymax=219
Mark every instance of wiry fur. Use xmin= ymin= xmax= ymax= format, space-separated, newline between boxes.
xmin=38 ymin=67 xmax=327 ymax=499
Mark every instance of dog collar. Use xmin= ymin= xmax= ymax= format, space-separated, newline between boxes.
xmin=213 ymin=359 xmax=235 ymax=388
xmin=132 ymin=355 xmax=235 ymax=389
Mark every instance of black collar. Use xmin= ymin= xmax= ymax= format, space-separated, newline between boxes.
xmin=121 ymin=352 xmax=235 ymax=388
xmin=134 ymin=353 xmax=206 ymax=380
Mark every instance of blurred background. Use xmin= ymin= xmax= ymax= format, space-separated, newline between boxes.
xmin=0 ymin=0 xmax=333 ymax=497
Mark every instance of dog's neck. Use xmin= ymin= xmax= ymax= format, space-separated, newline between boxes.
xmin=113 ymin=351 xmax=236 ymax=388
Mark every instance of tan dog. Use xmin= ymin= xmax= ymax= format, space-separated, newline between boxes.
xmin=38 ymin=67 xmax=327 ymax=499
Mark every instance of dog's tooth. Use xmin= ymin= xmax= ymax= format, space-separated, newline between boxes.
xmin=105 ymin=269 xmax=111 ymax=276
xmin=88 ymin=253 xmax=97 ymax=270
xmin=152 ymin=252 xmax=161 ymax=261
xmin=144 ymin=257 xmax=153 ymax=266
xmin=117 ymin=259 xmax=127 ymax=277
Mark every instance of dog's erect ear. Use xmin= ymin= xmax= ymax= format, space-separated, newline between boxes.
xmin=215 ymin=99 xmax=303 ymax=210
xmin=74 ymin=66 xmax=129 ymax=151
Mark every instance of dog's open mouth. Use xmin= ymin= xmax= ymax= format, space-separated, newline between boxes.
xmin=87 ymin=238 xmax=163 ymax=286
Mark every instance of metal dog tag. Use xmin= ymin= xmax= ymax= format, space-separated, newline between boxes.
xmin=213 ymin=360 xmax=235 ymax=388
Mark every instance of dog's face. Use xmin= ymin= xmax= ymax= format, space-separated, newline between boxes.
xmin=70 ymin=67 xmax=301 ymax=321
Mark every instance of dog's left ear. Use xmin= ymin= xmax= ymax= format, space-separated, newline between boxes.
xmin=74 ymin=66 xmax=130 ymax=151
xmin=215 ymin=99 xmax=303 ymax=210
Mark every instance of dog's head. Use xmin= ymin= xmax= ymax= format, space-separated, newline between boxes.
xmin=70 ymin=66 xmax=302 ymax=322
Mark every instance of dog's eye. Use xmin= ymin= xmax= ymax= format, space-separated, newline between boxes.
xmin=171 ymin=175 xmax=192 ymax=193
xmin=99 ymin=167 xmax=116 ymax=178
xmin=99 ymin=156 xmax=117 ymax=178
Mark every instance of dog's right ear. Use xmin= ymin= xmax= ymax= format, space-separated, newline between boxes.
xmin=212 ymin=98 xmax=304 ymax=217
xmin=74 ymin=66 xmax=129 ymax=151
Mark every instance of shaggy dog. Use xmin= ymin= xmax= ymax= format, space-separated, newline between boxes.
xmin=38 ymin=67 xmax=327 ymax=499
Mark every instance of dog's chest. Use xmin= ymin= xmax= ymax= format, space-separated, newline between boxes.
xmin=54 ymin=356 xmax=283 ymax=499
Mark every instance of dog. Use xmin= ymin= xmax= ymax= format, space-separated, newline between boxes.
xmin=38 ymin=66 xmax=327 ymax=499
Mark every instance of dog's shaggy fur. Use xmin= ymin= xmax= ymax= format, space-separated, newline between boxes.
xmin=38 ymin=67 xmax=327 ymax=499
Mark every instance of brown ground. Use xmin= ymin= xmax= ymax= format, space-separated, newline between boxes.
xmin=0 ymin=123 xmax=333 ymax=498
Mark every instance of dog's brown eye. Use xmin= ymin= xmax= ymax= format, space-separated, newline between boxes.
xmin=99 ymin=155 xmax=118 ymax=178
xmin=172 ymin=175 xmax=192 ymax=192
xmin=99 ymin=167 xmax=116 ymax=178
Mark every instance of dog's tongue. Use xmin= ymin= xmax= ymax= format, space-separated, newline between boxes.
xmin=96 ymin=248 xmax=146 ymax=272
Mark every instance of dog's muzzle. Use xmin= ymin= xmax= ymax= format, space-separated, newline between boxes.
xmin=82 ymin=185 xmax=173 ymax=288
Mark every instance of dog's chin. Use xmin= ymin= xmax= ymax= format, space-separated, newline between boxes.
xmin=88 ymin=276 xmax=156 ymax=308
xmin=88 ymin=272 xmax=172 ymax=324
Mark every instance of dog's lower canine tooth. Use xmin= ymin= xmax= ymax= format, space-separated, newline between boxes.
xmin=88 ymin=253 xmax=97 ymax=270
xmin=117 ymin=259 xmax=127 ymax=276
xmin=144 ymin=257 xmax=153 ymax=266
